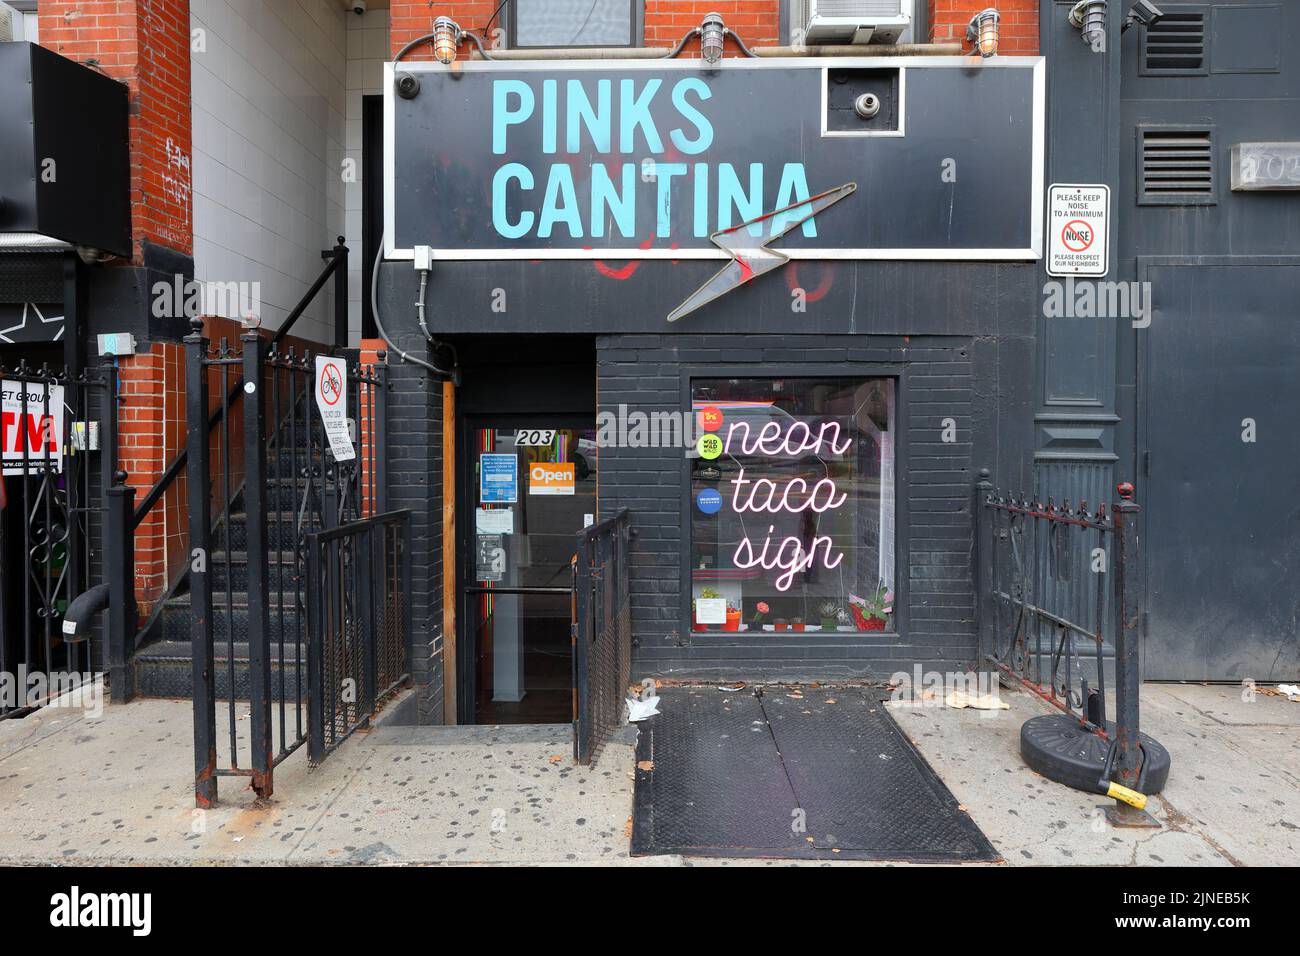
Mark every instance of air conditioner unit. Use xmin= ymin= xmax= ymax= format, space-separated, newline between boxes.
xmin=796 ymin=0 xmax=914 ymax=45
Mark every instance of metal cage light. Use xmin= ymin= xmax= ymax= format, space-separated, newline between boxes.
xmin=700 ymin=12 xmax=726 ymax=64
xmin=966 ymin=8 xmax=1001 ymax=58
xmin=1069 ymin=0 xmax=1108 ymax=50
xmin=433 ymin=15 xmax=462 ymax=64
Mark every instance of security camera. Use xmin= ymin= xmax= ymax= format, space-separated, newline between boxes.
xmin=349 ymin=0 xmax=366 ymax=15
xmin=1124 ymin=0 xmax=1163 ymax=31
xmin=395 ymin=72 xmax=420 ymax=99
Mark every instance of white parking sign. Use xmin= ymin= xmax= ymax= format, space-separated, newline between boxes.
xmin=1047 ymin=184 xmax=1109 ymax=277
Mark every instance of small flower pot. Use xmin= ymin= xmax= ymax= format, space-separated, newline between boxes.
xmin=723 ymin=609 xmax=742 ymax=632
xmin=820 ymin=618 xmax=838 ymax=630
xmin=849 ymin=605 xmax=888 ymax=631
xmin=773 ymin=620 xmax=787 ymax=631
xmin=791 ymin=621 xmax=805 ymax=632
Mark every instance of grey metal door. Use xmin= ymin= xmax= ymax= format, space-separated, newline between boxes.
xmin=1140 ymin=259 xmax=1300 ymax=681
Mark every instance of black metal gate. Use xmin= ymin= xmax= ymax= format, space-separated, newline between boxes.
xmin=571 ymin=509 xmax=631 ymax=765
xmin=305 ymin=510 xmax=411 ymax=763
xmin=185 ymin=320 xmax=406 ymax=805
xmin=0 ymin=361 xmax=110 ymax=718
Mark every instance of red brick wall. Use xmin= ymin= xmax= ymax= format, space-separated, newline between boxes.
xmin=390 ymin=0 xmax=781 ymax=58
xmin=38 ymin=0 xmax=194 ymax=260
xmin=38 ymin=0 xmax=195 ymax=616
xmin=930 ymin=1 xmax=1039 ymax=55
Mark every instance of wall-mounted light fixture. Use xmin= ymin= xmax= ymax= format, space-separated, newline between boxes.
xmin=700 ymin=12 xmax=727 ymax=64
xmin=1069 ymin=0 xmax=1109 ymax=51
xmin=966 ymin=8 xmax=1000 ymax=58
xmin=432 ymin=15 xmax=462 ymax=65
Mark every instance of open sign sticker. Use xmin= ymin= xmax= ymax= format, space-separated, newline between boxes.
xmin=529 ymin=462 xmax=575 ymax=496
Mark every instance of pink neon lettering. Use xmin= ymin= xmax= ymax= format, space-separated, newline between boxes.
xmin=733 ymin=527 xmax=845 ymax=592
xmin=723 ymin=419 xmax=852 ymax=457
xmin=730 ymin=469 xmax=847 ymax=514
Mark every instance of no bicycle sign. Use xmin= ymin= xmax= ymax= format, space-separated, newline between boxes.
xmin=314 ymin=356 xmax=355 ymax=462
xmin=1047 ymin=184 xmax=1109 ymax=278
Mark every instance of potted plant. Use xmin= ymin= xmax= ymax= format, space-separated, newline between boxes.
xmin=790 ymin=616 xmax=805 ymax=632
xmin=818 ymin=601 xmax=840 ymax=630
xmin=773 ymin=617 xmax=787 ymax=631
xmin=751 ymin=601 xmax=769 ymax=628
xmin=848 ymin=587 xmax=892 ymax=631
xmin=723 ymin=601 xmax=742 ymax=632
xmin=693 ymin=586 xmax=722 ymax=631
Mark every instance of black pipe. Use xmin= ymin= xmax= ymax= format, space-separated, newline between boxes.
xmin=62 ymin=584 xmax=110 ymax=643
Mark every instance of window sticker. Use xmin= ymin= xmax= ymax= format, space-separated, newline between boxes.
xmin=529 ymin=461 xmax=574 ymax=496
xmin=480 ymin=453 xmax=518 ymax=503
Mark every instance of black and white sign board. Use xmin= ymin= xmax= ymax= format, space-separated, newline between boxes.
xmin=1047 ymin=184 xmax=1109 ymax=277
xmin=314 ymin=356 xmax=355 ymax=462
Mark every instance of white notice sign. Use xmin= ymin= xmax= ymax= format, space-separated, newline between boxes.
xmin=314 ymin=356 xmax=355 ymax=461
xmin=1047 ymin=184 xmax=1109 ymax=277
xmin=695 ymin=598 xmax=727 ymax=625
xmin=2 ymin=380 xmax=65 ymax=475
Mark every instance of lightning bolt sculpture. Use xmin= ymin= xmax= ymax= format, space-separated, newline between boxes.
xmin=667 ymin=181 xmax=857 ymax=323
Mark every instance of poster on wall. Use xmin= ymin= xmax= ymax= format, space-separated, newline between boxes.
xmin=2 ymin=380 xmax=65 ymax=475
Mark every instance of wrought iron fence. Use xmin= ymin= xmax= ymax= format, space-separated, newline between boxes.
xmin=0 ymin=361 xmax=110 ymax=718
xmin=572 ymin=509 xmax=632 ymax=765
xmin=305 ymin=509 xmax=411 ymax=764
xmin=974 ymin=471 xmax=1146 ymax=791
xmin=185 ymin=322 xmax=392 ymax=805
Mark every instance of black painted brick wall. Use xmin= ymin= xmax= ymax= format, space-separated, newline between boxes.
xmin=596 ymin=332 xmax=995 ymax=682
xmin=386 ymin=330 xmax=445 ymax=723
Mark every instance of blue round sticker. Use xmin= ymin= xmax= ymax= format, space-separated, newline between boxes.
xmin=696 ymin=488 xmax=722 ymax=514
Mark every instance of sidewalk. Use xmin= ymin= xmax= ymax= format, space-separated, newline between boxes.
xmin=0 ymin=682 xmax=1294 ymax=865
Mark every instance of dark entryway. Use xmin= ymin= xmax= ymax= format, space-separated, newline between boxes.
xmin=1139 ymin=259 xmax=1300 ymax=681
xmin=630 ymin=684 xmax=997 ymax=861
xmin=452 ymin=337 xmax=597 ymax=724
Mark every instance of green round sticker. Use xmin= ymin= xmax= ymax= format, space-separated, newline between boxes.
xmin=697 ymin=433 xmax=723 ymax=460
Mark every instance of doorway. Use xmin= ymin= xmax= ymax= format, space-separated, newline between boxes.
xmin=459 ymin=417 xmax=597 ymax=723
xmin=1138 ymin=258 xmax=1300 ymax=681
xmin=450 ymin=335 xmax=598 ymax=725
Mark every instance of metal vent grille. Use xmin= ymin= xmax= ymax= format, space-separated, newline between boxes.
xmin=810 ymin=0 xmax=906 ymax=16
xmin=1139 ymin=128 xmax=1216 ymax=205
xmin=1142 ymin=8 xmax=1207 ymax=74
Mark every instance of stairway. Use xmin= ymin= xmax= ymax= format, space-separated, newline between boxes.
xmin=131 ymin=442 xmax=332 ymax=700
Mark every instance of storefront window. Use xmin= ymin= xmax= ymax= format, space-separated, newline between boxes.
xmin=690 ymin=378 xmax=896 ymax=635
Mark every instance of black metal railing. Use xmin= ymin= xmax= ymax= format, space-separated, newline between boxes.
xmin=186 ymin=318 xmax=391 ymax=806
xmin=974 ymin=471 xmax=1145 ymax=793
xmin=571 ymin=509 xmax=632 ymax=765
xmin=0 ymin=362 xmax=111 ymax=718
xmin=305 ymin=509 xmax=411 ymax=765
xmin=60 ymin=240 xmax=352 ymax=708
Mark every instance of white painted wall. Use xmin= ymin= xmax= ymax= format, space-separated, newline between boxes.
xmin=190 ymin=0 xmax=348 ymax=345
xmin=344 ymin=9 xmax=390 ymax=341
